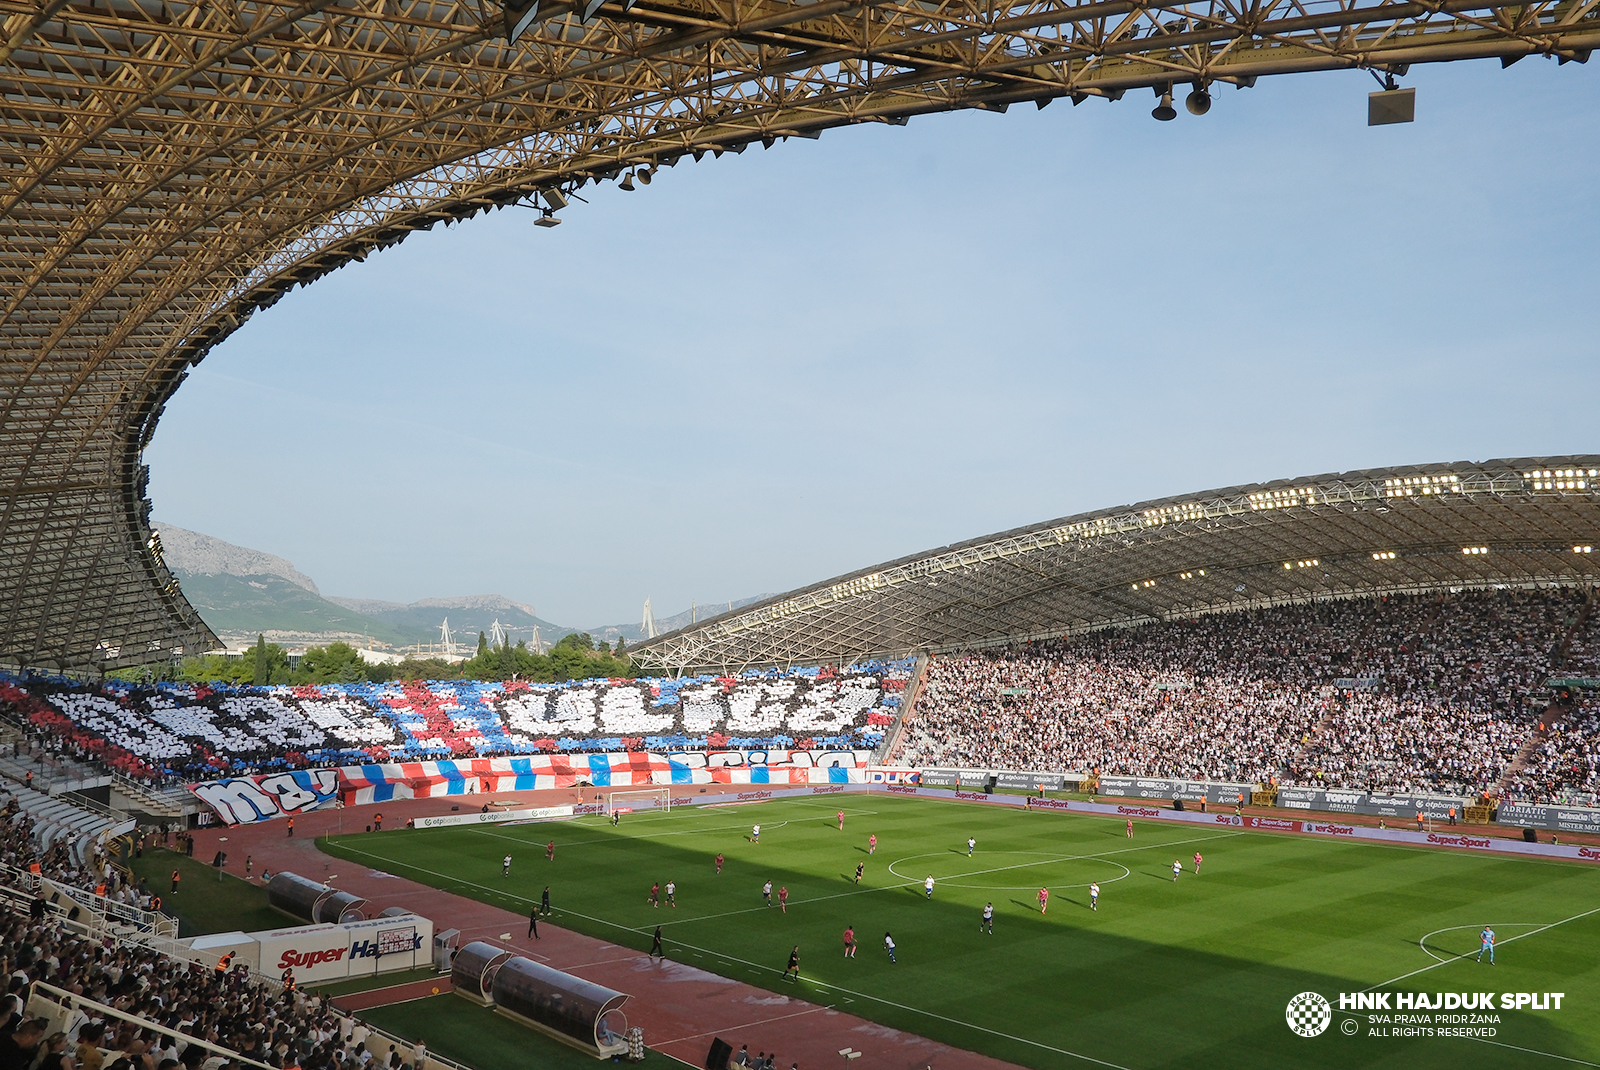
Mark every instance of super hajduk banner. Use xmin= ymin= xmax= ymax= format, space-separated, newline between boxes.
xmin=190 ymin=749 xmax=875 ymax=823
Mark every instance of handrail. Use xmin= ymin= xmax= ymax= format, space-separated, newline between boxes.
xmin=28 ymin=981 xmax=275 ymax=1070
xmin=110 ymin=772 xmax=187 ymax=815
xmin=0 ymin=860 xmax=179 ymax=938
xmin=17 ymin=902 xmax=473 ymax=1070
xmin=358 ymin=1020 xmax=476 ymax=1070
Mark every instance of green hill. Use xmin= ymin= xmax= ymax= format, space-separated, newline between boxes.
xmin=174 ymin=572 xmax=418 ymax=646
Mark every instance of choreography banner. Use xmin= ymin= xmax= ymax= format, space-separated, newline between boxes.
xmin=191 ymin=749 xmax=875 ymax=823
xmin=188 ymin=769 xmax=342 ymax=825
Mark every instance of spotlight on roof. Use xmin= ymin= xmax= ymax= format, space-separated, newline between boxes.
xmin=534 ymin=209 xmax=561 ymax=228
xmin=1185 ymin=85 xmax=1211 ymax=115
xmin=1368 ymin=74 xmax=1415 ymax=125
xmin=541 ymin=188 xmax=568 ymax=212
xmin=504 ymin=0 xmax=540 ymax=42
xmin=619 ymin=172 xmax=635 ymax=191
xmin=1152 ymin=90 xmax=1176 ymax=121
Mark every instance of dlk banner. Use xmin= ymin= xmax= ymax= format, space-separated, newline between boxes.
xmin=189 ymin=769 xmax=342 ymax=825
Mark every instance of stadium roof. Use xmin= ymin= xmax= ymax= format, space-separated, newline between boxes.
xmin=632 ymin=457 xmax=1600 ymax=674
xmin=5 ymin=0 xmax=1598 ymax=672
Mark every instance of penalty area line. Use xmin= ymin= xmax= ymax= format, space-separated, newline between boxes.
xmin=1367 ymin=904 xmax=1600 ymax=991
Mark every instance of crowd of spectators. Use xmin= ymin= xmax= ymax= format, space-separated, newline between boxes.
xmin=0 ymin=788 xmax=180 ymax=925
xmin=1502 ymin=699 xmax=1600 ymax=807
xmin=0 ymin=663 xmax=910 ymax=784
xmin=1502 ymin=603 xmax=1600 ymax=805
xmin=903 ymin=589 xmax=1586 ymax=800
xmin=0 ymin=904 xmax=419 ymax=1070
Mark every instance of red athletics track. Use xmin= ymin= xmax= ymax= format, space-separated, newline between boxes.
xmin=183 ymin=787 xmax=1030 ymax=1070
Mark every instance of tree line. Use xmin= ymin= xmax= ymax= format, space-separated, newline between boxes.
xmin=115 ymin=631 xmax=636 ymax=686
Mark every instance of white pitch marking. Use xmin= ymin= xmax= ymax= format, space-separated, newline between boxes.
xmin=1366 ymin=904 xmax=1600 ymax=990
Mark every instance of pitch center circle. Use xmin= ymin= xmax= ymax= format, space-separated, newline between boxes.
xmin=886 ymin=851 xmax=1130 ymax=890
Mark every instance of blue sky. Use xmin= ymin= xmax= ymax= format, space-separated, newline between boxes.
xmin=148 ymin=59 xmax=1600 ymax=629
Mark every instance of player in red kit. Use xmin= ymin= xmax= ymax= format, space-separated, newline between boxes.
xmin=1125 ymin=819 xmax=1133 ymax=838
xmin=1193 ymin=852 xmax=1203 ymax=874
xmin=1038 ymin=887 xmax=1049 ymax=914
xmin=715 ymin=853 xmax=724 ymax=874
xmin=837 ymin=810 xmax=845 ymax=830
xmin=868 ymin=834 xmax=877 ymax=854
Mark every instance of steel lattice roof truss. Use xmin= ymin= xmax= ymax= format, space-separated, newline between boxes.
xmin=632 ymin=458 xmax=1600 ymax=673
xmin=3 ymin=0 xmax=1599 ymax=671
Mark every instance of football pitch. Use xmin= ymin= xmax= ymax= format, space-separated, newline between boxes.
xmin=321 ymin=795 xmax=1600 ymax=1069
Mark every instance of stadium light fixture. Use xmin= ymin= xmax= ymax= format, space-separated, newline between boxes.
xmin=1371 ymin=551 xmax=1397 ymax=561
xmin=1576 ymin=546 xmax=1594 ymax=554
xmin=1463 ymin=546 xmax=1489 ymax=555
xmin=1368 ymin=73 xmax=1415 ymax=126
xmin=534 ymin=208 xmax=560 ymax=227
xmin=504 ymin=0 xmax=540 ymax=42
xmin=1525 ymin=468 xmax=1594 ymax=490
xmin=541 ymin=188 xmax=568 ymax=212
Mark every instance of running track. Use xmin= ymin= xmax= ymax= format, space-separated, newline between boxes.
xmin=183 ymin=788 xmax=1028 ymax=1070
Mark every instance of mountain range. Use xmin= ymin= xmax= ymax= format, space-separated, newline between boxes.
xmin=154 ymin=523 xmax=764 ymax=652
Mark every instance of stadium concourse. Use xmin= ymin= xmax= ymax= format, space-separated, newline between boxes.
xmin=180 ymin=787 xmax=1025 ymax=1070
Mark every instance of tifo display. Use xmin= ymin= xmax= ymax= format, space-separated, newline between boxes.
xmin=0 ymin=659 xmax=910 ymax=777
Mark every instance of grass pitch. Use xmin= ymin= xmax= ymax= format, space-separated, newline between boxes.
xmin=322 ymin=795 xmax=1600 ymax=1070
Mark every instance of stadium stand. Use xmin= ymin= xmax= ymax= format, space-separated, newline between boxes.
xmin=0 ymin=663 xmax=911 ymax=782
xmin=0 ymin=798 xmax=169 ymax=939
xmin=902 ymin=588 xmax=1590 ymax=802
xmin=2 ymin=899 xmax=437 ymax=1070
xmin=1501 ymin=599 xmax=1600 ymax=807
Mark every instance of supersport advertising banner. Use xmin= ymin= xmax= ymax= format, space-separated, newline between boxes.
xmin=190 ymin=749 xmax=876 ymax=824
xmin=1097 ymin=775 xmax=1258 ymax=804
xmin=1276 ymin=787 xmax=1470 ymax=820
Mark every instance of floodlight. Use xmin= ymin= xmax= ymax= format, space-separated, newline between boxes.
xmin=1152 ymin=91 xmax=1176 ymax=121
xmin=534 ymin=209 xmax=561 ymax=227
xmin=542 ymin=188 xmax=568 ymax=211
xmin=1368 ymin=86 xmax=1415 ymax=126
xmin=504 ymin=0 xmax=539 ymax=42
